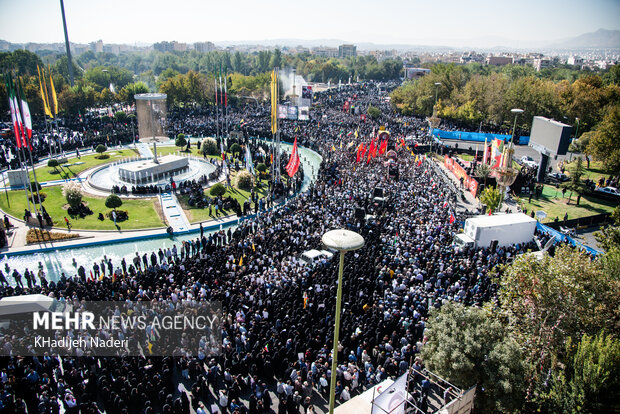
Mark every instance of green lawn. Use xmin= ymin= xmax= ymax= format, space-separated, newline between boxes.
xmin=562 ymin=159 xmax=610 ymax=183
xmin=515 ymin=184 xmax=617 ymax=223
xmin=178 ymin=173 xmax=271 ymax=223
xmin=32 ymin=149 xmax=138 ymax=183
xmin=0 ymin=186 xmax=164 ymax=230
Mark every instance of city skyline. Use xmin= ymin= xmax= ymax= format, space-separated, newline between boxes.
xmin=0 ymin=0 xmax=619 ymax=49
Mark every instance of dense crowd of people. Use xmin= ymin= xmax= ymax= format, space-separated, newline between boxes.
xmin=0 ymin=82 xmax=560 ymax=413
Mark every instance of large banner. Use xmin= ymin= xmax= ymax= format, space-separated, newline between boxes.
xmin=445 ymin=156 xmax=479 ymax=197
xmin=298 ymin=106 xmax=310 ymax=121
xmin=287 ymin=106 xmax=298 ymax=120
xmin=300 ymin=86 xmax=313 ymax=107
xmin=372 ymin=373 xmax=408 ymax=414
xmin=277 ymin=104 xmax=288 ymax=119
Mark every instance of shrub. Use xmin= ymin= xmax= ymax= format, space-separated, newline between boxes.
xmin=26 ymin=229 xmax=79 ymax=244
xmin=47 ymin=159 xmax=60 ymax=172
xmin=367 ymin=105 xmax=382 ymax=119
xmin=236 ymin=170 xmax=254 ymax=191
xmin=175 ymin=134 xmax=187 ymax=148
xmin=106 ymin=210 xmax=128 ymax=222
xmin=29 ymin=181 xmax=42 ymax=194
xmin=230 ymin=143 xmax=242 ymax=157
xmin=114 ymin=111 xmax=128 ymax=123
xmin=105 ymin=194 xmax=123 ymax=210
xmin=62 ymin=181 xmax=83 ymax=209
xmin=201 ymin=138 xmax=219 ymax=156
xmin=256 ymin=163 xmax=268 ymax=175
xmin=210 ymin=183 xmax=226 ymax=197
xmin=95 ymin=144 xmax=107 ymax=158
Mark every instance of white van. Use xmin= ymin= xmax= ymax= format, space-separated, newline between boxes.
xmin=300 ymin=249 xmax=334 ymax=267
xmin=0 ymin=294 xmax=71 ymax=329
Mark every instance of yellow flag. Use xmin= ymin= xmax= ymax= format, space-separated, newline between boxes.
xmin=37 ymin=65 xmax=52 ymax=118
xmin=239 ymin=256 xmax=243 ymax=267
xmin=252 ymin=243 xmax=255 ymax=252
xmin=270 ymin=69 xmax=278 ymax=135
xmin=49 ymin=66 xmax=58 ymax=116
xmin=354 ymin=128 xmax=359 ymax=139
xmin=411 ymin=151 xmax=415 ymax=157
xmin=415 ymin=155 xmax=419 ymax=163
xmin=332 ymin=145 xmax=336 ymax=151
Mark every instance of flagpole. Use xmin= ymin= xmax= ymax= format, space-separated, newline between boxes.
xmin=224 ymin=70 xmax=229 ymax=137
xmin=6 ymin=73 xmax=32 ymax=215
xmin=214 ymin=68 xmax=219 ymax=141
xmin=15 ymin=76 xmax=42 ymax=213
xmin=14 ymin=143 xmax=32 ymax=214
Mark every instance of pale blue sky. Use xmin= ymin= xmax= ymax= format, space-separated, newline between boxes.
xmin=0 ymin=0 xmax=619 ymax=47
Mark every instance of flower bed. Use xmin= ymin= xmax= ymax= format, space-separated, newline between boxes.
xmin=26 ymin=229 xmax=80 ymax=244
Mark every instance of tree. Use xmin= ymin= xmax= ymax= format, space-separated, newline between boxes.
xmin=562 ymin=156 xmax=587 ymax=204
xmin=256 ymin=163 xmax=268 ymax=176
xmin=229 ymin=143 xmax=242 ymax=157
xmin=95 ymin=144 xmax=107 ymax=158
xmin=548 ymin=333 xmax=620 ymax=414
xmin=114 ymin=111 xmax=128 ymax=123
xmin=236 ymin=170 xmax=254 ymax=191
xmin=475 ymin=163 xmax=492 ymax=186
xmin=496 ymin=246 xmax=620 ymax=407
xmin=62 ymin=181 xmax=83 ymax=209
xmin=209 ymin=183 xmax=226 ymax=197
xmin=201 ymin=138 xmax=218 ymax=156
xmin=587 ymin=105 xmax=620 ymax=177
xmin=479 ymin=186 xmax=501 ymax=214
xmin=367 ymin=105 xmax=381 ymax=119
xmin=421 ymin=303 xmax=526 ymax=413
xmin=175 ymin=134 xmax=187 ymax=149
xmin=594 ymin=206 xmax=620 ymax=279
xmin=105 ymin=194 xmax=123 ymax=211
xmin=47 ymin=159 xmax=60 ymax=174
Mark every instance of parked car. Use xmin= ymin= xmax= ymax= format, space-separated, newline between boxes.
xmin=595 ymin=186 xmax=620 ymax=196
xmin=548 ymin=172 xmax=569 ymax=182
xmin=520 ymin=156 xmax=538 ymax=168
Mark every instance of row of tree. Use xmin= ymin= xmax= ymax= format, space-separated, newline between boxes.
xmin=390 ymin=63 xmax=619 ymax=134
xmin=423 ymin=230 xmax=620 ymax=413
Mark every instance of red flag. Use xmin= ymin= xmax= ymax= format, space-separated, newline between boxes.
xmin=356 ymin=145 xmax=362 ymax=163
xmin=443 ymin=201 xmax=448 ymax=208
xmin=367 ymin=140 xmax=375 ymax=164
xmin=414 ymin=143 xmax=419 ymax=148
xmin=285 ymin=136 xmax=300 ymax=177
xmin=417 ymin=160 xmax=422 ymax=167
xmin=449 ymin=214 xmax=455 ymax=224
xmin=488 ymin=209 xmax=493 ymax=216
xmin=379 ymin=139 xmax=387 ymax=155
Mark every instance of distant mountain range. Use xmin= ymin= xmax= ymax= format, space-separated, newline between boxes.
xmin=2 ymin=29 xmax=619 ymax=54
xmin=215 ymin=29 xmax=620 ymax=51
xmin=548 ymin=29 xmax=620 ymax=49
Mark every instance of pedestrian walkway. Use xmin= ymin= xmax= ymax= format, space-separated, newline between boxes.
xmin=160 ymin=191 xmax=191 ymax=233
xmin=135 ymin=142 xmax=154 ymax=158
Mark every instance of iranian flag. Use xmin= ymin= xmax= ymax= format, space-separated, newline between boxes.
xmin=285 ymin=136 xmax=300 ymax=177
xmin=18 ymin=79 xmax=32 ymax=143
xmin=5 ymin=74 xmax=23 ymax=148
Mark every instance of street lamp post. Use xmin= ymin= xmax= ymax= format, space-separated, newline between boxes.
xmin=322 ymin=229 xmax=365 ymax=414
xmin=510 ymin=108 xmax=523 ymax=147
xmin=434 ymin=82 xmax=441 ymax=107
xmin=570 ymin=117 xmax=580 ymax=161
xmin=429 ymin=82 xmax=441 ymax=153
